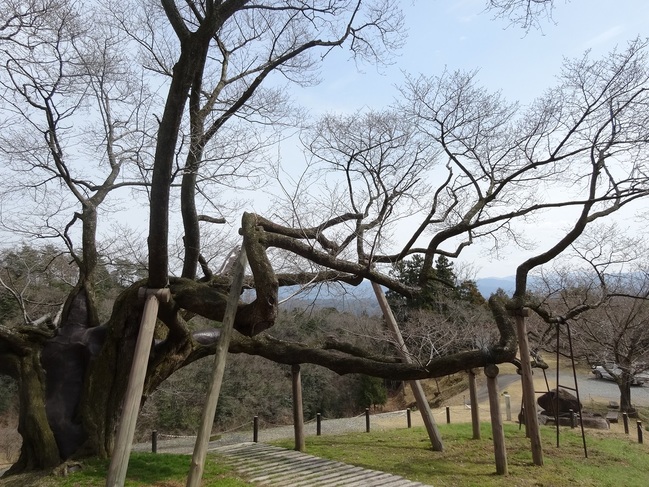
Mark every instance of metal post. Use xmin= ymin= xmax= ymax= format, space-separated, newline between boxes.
xmin=407 ymin=408 xmax=412 ymax=428
xmin=446 ymin=406 xmax=451 ymax=424
xmin=569 ymin=409 xmax=575 ymax=428
xmin=316 ymin=413 xmax=321 ymax=436
xmin=637 ymin=421 xmax=643 ymax=444
xmin=365 ymin=408 xmax=370 ymax=433
xmin=623 ymin=413 xmax=629 ymax=434
xmin=253 ymin=416 xmax=259 ymax=443
xmin=504 ymin=394 xmax=511 ymax=422
xmin=152 ymin=431 xmax=157 ymax=454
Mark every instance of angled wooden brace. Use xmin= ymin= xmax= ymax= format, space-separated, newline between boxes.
xmin=107 ymin=288 xmax=171 ymax=487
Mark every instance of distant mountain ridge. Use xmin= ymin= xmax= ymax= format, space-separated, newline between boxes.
xmin=276 ymin=276 xmax=517 ymax=315
xmin=475 ymin=276 xmax=516 ymax=297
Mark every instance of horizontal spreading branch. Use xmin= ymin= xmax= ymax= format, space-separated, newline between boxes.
xmin=226 ymin=332 xmax=517 ymax=380
xmin=182 ymin=293 xmax=519 ymax=380
xmin=241 ymin=212 xmax=418 ymax=298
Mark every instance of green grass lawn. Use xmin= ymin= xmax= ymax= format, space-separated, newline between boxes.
xmin=273 ymin=423 xmax=649 ymax=487
xmin=0 ymin=453 xmax=250 ymax=487
xmin=2 ymin=423 xmax=648 ymax=486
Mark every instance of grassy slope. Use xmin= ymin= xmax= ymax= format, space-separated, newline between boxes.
xmin=0 ymin=453 xmax=250 ymax=487
xmin=273 ymin=423 xmax=649 ymax=487
xmin=2 ymin=422 xmax=648 ymax=486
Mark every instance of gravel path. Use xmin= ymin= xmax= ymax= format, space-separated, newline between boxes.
xmin=5 ymin=366 xmax=642 ymax=478
xmin=134 ymin=365 xmax=648 ymax=455
xmin=132 ymin=409 xmax=427 ymax=454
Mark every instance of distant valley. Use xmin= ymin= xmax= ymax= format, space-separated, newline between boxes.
xmin=277 ymin=276 xmax=517 ymax=316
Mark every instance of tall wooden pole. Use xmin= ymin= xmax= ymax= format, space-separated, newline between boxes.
xmin=468 ymin=369 xmax=481 ymax=439
xmin=484 ymin=364 xmax=508 ymax=475
xmin=292 ymin=364 xmax=305 ymax=452
xmin=186 ymin=249 xmax=248 ymax=487
xmin=106 ymin=288 xmax=171 ymax=487
xmin=512 ymin=309 xmax=544 ymax=466
xmin=371 ymin=282 xmax=444 ymax=451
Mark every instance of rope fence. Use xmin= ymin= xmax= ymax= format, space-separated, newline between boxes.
xmin=141 ymin=404 xmax=494 ymax=454
xmin=142 ymin=403 xmax=647 ymax=455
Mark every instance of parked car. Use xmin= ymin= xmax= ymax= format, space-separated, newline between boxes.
xmin=591 ymin=364 xmax=649 ymax=386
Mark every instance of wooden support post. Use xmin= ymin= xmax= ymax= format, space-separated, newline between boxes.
xmin=623 ymin=413 xmax=629 ymax=434
xmin=186 ymin=249 xmax=248 ymax=487
xmin=408 ymin=379 xmax=443 ymax=450
xmin=292 ymin=364 xmax=305 ymax=452
xmin=504 ymin=394 xmax=511 ymax=422
xmin=511 ymin=309 xmax=544 ymax=466
xmin=468 ymin=369 xmax=481 ymax=439
xmin=371 ymin=282 xmax=444 ymax=451
xmin=485 ymin=365 xmax=508 ymax=475
xmin=106 ymin=287 xmax=171 ymax=487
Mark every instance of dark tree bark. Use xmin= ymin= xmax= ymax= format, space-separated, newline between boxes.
xmin=3 ymin=0 xmax=649 ymax=477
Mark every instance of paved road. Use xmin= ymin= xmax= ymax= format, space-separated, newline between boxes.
xmin=133 ymin=409 xmax=418 ymax=454
xmin=137 ymin=368 xmax=647 ymax=458
xmin=574 ymin=375 xmax=649 ymax=406
xmin=488 ymin=370 xmax=649 ymax=407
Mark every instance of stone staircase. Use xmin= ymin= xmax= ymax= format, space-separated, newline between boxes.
xmin=210 ymin=442 xmax=433 ymax=487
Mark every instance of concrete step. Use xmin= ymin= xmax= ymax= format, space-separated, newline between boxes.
xmin=209 ymin=442 xmax=433 ymax=487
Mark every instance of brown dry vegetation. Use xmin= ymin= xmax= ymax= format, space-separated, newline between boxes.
xmin=0 ymin=412 xmax=20 ymax=468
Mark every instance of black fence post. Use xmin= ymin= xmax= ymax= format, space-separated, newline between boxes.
xmin=623 ymin=413 xmax=629 ymax=434
xmin=365 ymin=408 xmax=370 ymax=433
xmin=151 ymin=430 xmax=157 ymax=454
xmin=637 ymin=421 xmax=643 ymax=444
xmin=446 ymin=406 xmax=451 ymax=424
xmin=253 ymin=416 xmax=259 ymax=443
xmin=317 ymin=413 xmax=321 ymax=436
xmin=407 ymin=408 xmax=412 ymax=428
xmin=569 ymin=409 xmax=575 ymax=429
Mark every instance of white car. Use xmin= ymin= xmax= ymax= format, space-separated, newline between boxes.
xmin=591 ymin=364 xmax=649 ymax=386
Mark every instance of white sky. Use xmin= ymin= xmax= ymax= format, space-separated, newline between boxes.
xmin=260 ymin=0 xmax=649 ymax=279
xmin=296 ymin=1 xmax=649 ymax=111
xmin=100 ymin=1 xmax=648 ymax=280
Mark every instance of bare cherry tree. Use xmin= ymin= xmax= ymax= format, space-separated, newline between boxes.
xmin=1 ymin=0 xmax=648 ymax=476
xmin=529 ymin=225 xmax=649 ymax=413
xmin=0 ymin=0 xmax=405 ymax=474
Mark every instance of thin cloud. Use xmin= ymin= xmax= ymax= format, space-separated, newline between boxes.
xmin=581 ymin=25 xmax=626 ymax=50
